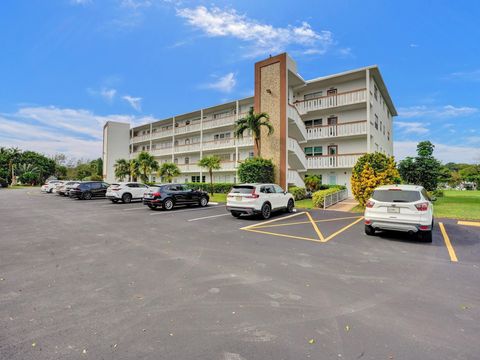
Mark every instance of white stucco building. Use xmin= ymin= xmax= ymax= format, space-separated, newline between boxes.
xmin=103 ymin=53 xmax=397 ymax=194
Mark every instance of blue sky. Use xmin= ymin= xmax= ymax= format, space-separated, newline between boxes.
xmin=0 ymin=0 xmax=479 ymax=162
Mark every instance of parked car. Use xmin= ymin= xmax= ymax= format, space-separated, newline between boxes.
xmin=226 ymin=184 xmax=295 ymax=219
xmin=64 ymin=182 xmax=81 ymax=197
xmin=56 ymin=181 xmax=77 ymax=196
xmin=143 ymin=184 xmax=209 ymax=210
xmin=52 ymin=181 xmax=67 ymax=193
xmin=106 ymin=182 xmax=149 ymax=203
xmin=69 ymin=181 xmax=109 ymax=200
xmin=41 ymin=180 xmax=62 ymax=193
xmin=363 ymin=184 xmax=435 ymax=242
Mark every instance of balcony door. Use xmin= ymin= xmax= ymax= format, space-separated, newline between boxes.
xmin=328 ymin=145 xmax=338 ymax=167
xmin=327 ymin=116 xmax=337 ymax=136
xmin=327 ymin=88 xmax=337 ymax=107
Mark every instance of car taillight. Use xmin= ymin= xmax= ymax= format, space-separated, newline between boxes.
xmin=415 ymin=202 xmax=429 ymax=211
xmin=366 ymin=200 xmax=375 ymax=208
xmin=112 ymin=188 xmax=120 ymax=191
xmin=245 ymin=189 xmax=259 ymax=199
xmin=152 ymin=192 xmax=161 ymax=197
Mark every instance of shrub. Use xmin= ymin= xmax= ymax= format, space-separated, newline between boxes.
xmin=351 ymin=153 xmax=401 ymax=207
xmin=238 ymin=157 xmax=274 ymax=184
xmin=312 ymin=188 xmax=343 ymax=208
xmin=288 ymin=186 xmax=307 ymax=200
xmin=0 ymin=177 xmax=8 ymax=188
xmin=186 ymin=182 xmax=234 ymax=194
xmin=304 ymin=175 xmax=321 ymax=192
xmin=431 ymin=189 xmax=444 ymax=198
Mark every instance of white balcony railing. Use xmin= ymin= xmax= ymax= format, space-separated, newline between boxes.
xmin=151 ymin=147 xmax=172 ymax=156
xmin=287 ymin=169 xmax=305 ymax=187
xmin=294 ymin=88 xmax=367 ymax=115
xmin=131 ymin=134 xmax=150 ymax=143
xmin=202 ymin=138 xmax=235 ymax=151
xmin=177 ymin=164 xmax=202 ymax=173
xmin=307 ymin=120 xmax=367 ymax=140
xmin=287 ymin=137 xmax=307 ymax=169
xmin=288 ymin=105 xmax=307 ymax=141
xmin=307 ymin=153 xmax=365 ymax=169
xmin=178 ymin=161 xmax=237 ymax=173
xmin=236 ymin=137 xmax=254 ymax=147
xmin=174 ymin=142 xmax=201 ymax=153
xmin=174 ymin=122 xmax=201 ymax=135
xmin=203 ymin=114 xmax=236 ymax=130
xmin=151 ymin=129 xmax=173 ymax=140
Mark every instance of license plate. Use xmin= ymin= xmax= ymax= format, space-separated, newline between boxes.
xmin=387 ymin=207 xmax=400 ymax=213
xmin=235 ymin=196 xmax=242 ymax=201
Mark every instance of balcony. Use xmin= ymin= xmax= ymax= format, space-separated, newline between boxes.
xmin=294 ymin=88 xmax=367 ymax=115
xmin=174 ymin=142 xmax=201 ymax=154
xmin=287 ymin=170 xmax=305 ymax=187
xmin=177 ymin=164 xmax=202 ymax=173
xmin=202 ymin=138 xmax=235 ymax=151
xmin=178 ymin=161 xmax=237 ymax=173
xmin=151 ymin=147 xmax=172 ymax=156
xmin=288 ymin=137 xmax=307 ymax=170
xmin=151 ymin=129 xmax=173 ymax=140
xmin=307 ymin=120 xmax=367 ymax=140
xmin=131 ymin=134 xmax=150 ymax=143
xmin=203 ymin=114 xmax=236 ymax=131
xmin=174 ymin=121 xmax=201 ymax=135
xmin=307 ymin=153 xmax=365 ymax=169
xmin=287 ymin=105 xmax=307 ymax=142
xmin=236 ymin=137 xmax=254 ymax=147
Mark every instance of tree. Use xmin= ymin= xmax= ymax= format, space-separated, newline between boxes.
xmin=158 ymin=162 xmax=181 ymax=183
xmin=304 ymin=175 xmax=321 ymax=192
xmin=136 ymin=152 xmax=159 ymax=182
xmin=198 ymin=156 xmax=221 ymax=195
xmin=16 ymin=163 xmax=40 ymax=185
xmin=234 ymin=107 xmax=273 ymax=155
xmin=238 ymin=157 xmax=275 ymax=184
xmin=129 ymin=159 xmax=140 ymax=181
xmin=351 ymin=153 xmax=401 ymax=206
xmin=397 ymin=141 xmax=441 ymax=191
xmin=114 ymin=159 xmax=130 ymax=182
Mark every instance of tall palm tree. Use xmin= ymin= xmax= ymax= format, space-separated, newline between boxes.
xmin=234 ymin=107 xmax=273 ymax=155
xmin=198 ymin=156 xmax=221 ymax=195
xmin=158 ymin=162 xmax=181 ymax=183
xmin=114 ymin=159 xmax=130 ymax=181
xmin=137 ymin=152 xmax=159 ymax=183
xmin=129 ymin=159 xmax=140 ymax=182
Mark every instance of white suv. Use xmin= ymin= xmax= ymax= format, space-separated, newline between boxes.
xmin=226 ymin=184 xmax=295 ymax=219
xmin=106 ymin=182 xmax=149 ymax=203
xmin=41 ymin=180 xmax=62 ymax=193
xmin=364 ymin=184 xmax=435 ymax=242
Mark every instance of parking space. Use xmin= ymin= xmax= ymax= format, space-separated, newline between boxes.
xmin=1 ymin=189 xmax=480 ymax=360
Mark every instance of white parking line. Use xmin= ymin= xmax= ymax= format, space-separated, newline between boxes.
xmin=187 ymin=213 xmax=230 ymax=222
xmin=149 ymin=205 xmax=223 ymax=216
xmin=124 ymin=207 xmax=148 ymax=211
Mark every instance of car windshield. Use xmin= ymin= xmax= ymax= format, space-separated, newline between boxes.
xmin=231 ymin=186 xmax=255 ymax=194
xmin=372 ymin=189 xmax=421 ymax=203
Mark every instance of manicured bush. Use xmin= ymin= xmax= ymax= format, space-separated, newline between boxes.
xmin=186 ymin=182 xmax=234 ymax=194
xmin=238 ymin=157 xmax=274 ymax=184
xmin=288 ymin=186 xmax=307 ymax=200
xmin=312 ymin=188 xmax=344 ymax=208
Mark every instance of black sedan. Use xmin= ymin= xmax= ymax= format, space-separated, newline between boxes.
xmin=69 ymin=181 xmax=109 ymax=200
xmin=143 ymin=184 xmax=209 ymax=210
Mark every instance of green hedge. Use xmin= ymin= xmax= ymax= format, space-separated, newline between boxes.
xmin=185 ymin=182 xmax=234 ymax=194
xmin=238 ymin=157 xmax=274 ymax=184
xmin=288 ymin=186 xmax=307 ymax=200
xmin=312 ymin=187 xmax=345 ymax=207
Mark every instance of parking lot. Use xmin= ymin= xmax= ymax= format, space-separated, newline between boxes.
xmin=1 ymin=189 xmax=480 ymax=360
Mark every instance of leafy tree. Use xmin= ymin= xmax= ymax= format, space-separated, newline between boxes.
xmin=459 ymin=164 xmax=480 ymax=188
xmin=304 ymin=174 xmax=321 ymax=192
xmin=238 ymin=157 xmax=275 ymax=183
xmin=198 ymin=156 xmax=221 ymax=195
xmin=351 ymin=153 xmax=401 ymax=206
xmin=234 ymin=107 xmax=273 ymax=155
xmin=55 ymin=165 xmax=68 ymax=179
xmin=76 ymin=163 xmax=94 ymax=180
xmin=90 ymin=158 xmax=103 ymax=177
xmin=158 ymin=162 xmax=181 ymax=183
xmin=16 ymin=163 xmax=40 ymax=185
xmin=136 ymin=152 xmax=159 ymax=182
xmin=114 ymin=159 xmax=130 ymax=182
xmin=397 ymin=141 xmax=441 ymax=191
xmin=129 ymin=159 xmax=140 ymax=181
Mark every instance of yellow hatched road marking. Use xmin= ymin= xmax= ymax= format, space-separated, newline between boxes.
xmin=323 ymin=217 xmax=364 ymax=242
xmin=439 ymin=222 xmax=458 ymax=262
xmin=240 ymin=211 xmax=306 ymax=230
xmin=306 ymin=212 xmax=325 ymax=242
xmin=458 ymin=221 xmax=480 ymax=227
xmin=244 ymin=228 xmax=321 ymax=243
xmin=253 ymin=215 xmax=362 ymax=229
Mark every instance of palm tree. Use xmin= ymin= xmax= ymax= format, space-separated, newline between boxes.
xmin=15 ymin=163 xmax=40 ymax=185
xmin=129 ymin=159 xmax=140 ymax=181
xmin=158 ymin=162 xmax=181 ymax=183
xmin=136 ymin=152 xmax=159 ymax=183
xmin=114 ymin=159 xmax=130 ymax=181
xmin=234 ymin=107 xmax=273 ymax=155
xmin=198 ymin=156 xmax=221 ymax=195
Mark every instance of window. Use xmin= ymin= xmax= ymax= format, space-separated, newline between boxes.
xmin=304 ymin=119 xmax=322 ymax=128
xmin=185 ymin=138 xmax=190 ymax=145
xmin=185 ymin=157 xmax=189 ymax=164
xmin=372 ymin=189 xmax=421 ymax=203
xmin=214 ymin=110 xmax=233 ymax=119
xmin=374 ymin=84 xmax=378 ymax=100
xmin=380 ymin=121 xmax=383 ymax=132
xmin=249 ymin=151 xmax=254 ymax=158
xmin=375 ymin=114 xmax=379 ymax=130
xmin=304 ymin=146 xmax=322 ymax=156
xmin=387 ymin=131 xmax=390 ymax=141
xmin=304 ymin=91 xmax=323 ymax=100
xmin=383 ymin=125 xmax=386 ymax=135
xmin=174 ymin=158 xmax=178 ymax=164
xmin=273 ymin=185 xmax=285 ymax=193
xmin=185 ymin=120 xmax=190 ymax=125
xmin=191 ymin=176 xmax=206 ymax=183
xmin=260 ymin=185 xmax=275 ymax=194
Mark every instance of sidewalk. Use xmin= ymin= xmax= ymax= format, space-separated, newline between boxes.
xmin=325 ymin=198 xmax=359 ymax=212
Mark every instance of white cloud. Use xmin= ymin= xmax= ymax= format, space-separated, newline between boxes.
xmin=122 ymin=95 xmax=142 ymax=111
xmin=395 ymin=121 xmax=429 ymax=134
xmin=88 ymin=87 xmax=117 ymax=102
xmin=176 ymin=6 xmax=334 ymax=57
xmin=119 ymin=0 xmax=152 ymax=10
xmin=203 ymin=72 xmax=236 ymax=93
xmin=394 ymin=141 xmax=480 ymax=164
xmin=398 ymin=105 xmax=478 ymax=118
xmin=409 ymin=43 xmax=419 ymax=48
xmin=448 ymin=69 xmax=480 ymax=82
xmin=71 ymin=0 xmax=91 ymax=5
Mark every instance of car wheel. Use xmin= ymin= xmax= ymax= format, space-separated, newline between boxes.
xmin=286 ymin=199 xmax=294 ymax=213
xmin=148 ymin=204 xmax=157 ymax=210
xmin=122 ymin=193 xmax=132 ymax=203
xmin=111 ymin=199 xmax=119 ymax=203
xmin=163 ymin=198 xmax=174 ymax=211
xmin=199 ymin=196 xmax=208 ymax=207
xmin=418 ymin=230 xmax=433 ymax=243
xmin=365 ymin=225 xmax=375 ymax=236
xmin=261 ymin=203 xmax=271 ymax=219
xmin=231 ymin=211 xmax=241 ymax=218
xmin=83 ymin=192 xmax=92 ymax=200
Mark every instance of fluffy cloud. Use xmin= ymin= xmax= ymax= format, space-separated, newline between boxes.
xmin=394 ymin=141 xmax=480 ymax=164
xmin=398 ymin=105 xmax=478 ymax=118
xmin=395 ymin=121 xmax=429 ymax=134
xmin=122 ymin=95 xmax=142 ymax=111
xmin=203 ymin=72 xmax=236 ymax=93
xmin=176 ymin=6 xmax=334 ymax=57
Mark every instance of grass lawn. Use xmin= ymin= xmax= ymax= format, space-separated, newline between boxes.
xmin=350 ymin=190 xmax=480 ymax=220
xmin=2 ymin=185 xmax=41 ymax=189
xmin=210 ymin=193 xmax=227 ymax=203
xmin=295 ymin=198 xmax=316 ymax=209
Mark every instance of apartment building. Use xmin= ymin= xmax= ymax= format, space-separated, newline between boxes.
xmin=103 ymin=53 xmax=396 ymax=195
